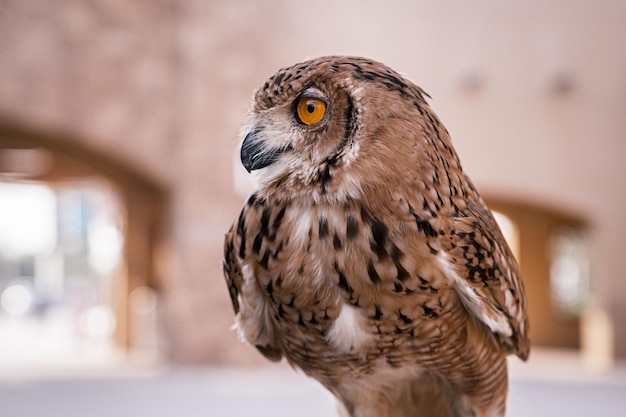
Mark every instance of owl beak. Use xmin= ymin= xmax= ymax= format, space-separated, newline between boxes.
xmin=240 ymin=129 xmax=291 ymax=173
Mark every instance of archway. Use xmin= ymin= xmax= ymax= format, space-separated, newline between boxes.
xmin=0 ymin=122 xmax=167 ymax=368
xmin=487 ymin=198 xmax=589 ymax=351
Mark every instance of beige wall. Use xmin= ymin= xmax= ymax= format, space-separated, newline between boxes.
xmin=1 ymin=0 xmax=625 ymax=360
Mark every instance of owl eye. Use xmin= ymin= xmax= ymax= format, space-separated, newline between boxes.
xmin=296 ymin=96 xmax=327 ymax=126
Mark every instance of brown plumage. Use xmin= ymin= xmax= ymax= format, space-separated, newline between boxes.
xmin=223 ymin=56 xmax=529 ymax=417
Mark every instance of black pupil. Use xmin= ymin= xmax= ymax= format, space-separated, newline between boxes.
xmin=306 ymin=102 xmax=316 ymax=113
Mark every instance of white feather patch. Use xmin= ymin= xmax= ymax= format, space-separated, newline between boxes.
xmin=284 ymin=207 xmax=312 ymax=248
xmin=437 ymin=252 xmax=512 ymax=337
xmin=326 ymin=303 xmax=372 ymax=353
xmin=234 ymin=264 xmax=275 ymax=346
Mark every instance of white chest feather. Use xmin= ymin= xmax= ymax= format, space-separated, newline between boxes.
xmin=326 ymin=303 xmax=372 ymax=353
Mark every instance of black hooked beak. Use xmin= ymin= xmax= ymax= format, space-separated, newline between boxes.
xmin=240 ymin=129 xmax=292 ymax=173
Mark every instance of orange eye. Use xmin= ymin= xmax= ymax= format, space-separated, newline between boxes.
xmin=296 ymin=97 xmax=327 ymax=126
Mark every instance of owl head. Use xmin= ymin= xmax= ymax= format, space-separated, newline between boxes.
xmin=240 ymin=56 xmax=460 ymax=203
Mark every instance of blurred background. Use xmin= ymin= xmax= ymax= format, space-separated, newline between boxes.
xmin=1 ymin=0 xmax=625 ymax=416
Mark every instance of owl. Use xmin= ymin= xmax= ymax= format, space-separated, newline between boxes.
xmin=223 ymin=56 xmax=529 ymax=417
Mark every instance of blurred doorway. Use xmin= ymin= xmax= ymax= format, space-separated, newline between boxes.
xmin=0 ymin=179 xmax=124 ymax=370
xmin=0 ymin=124 xmax=165 ymax=373
xmin=488 ymin=199 xmax=590 ymax=351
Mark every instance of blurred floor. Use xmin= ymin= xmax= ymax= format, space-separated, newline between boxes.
xmin=0 ymin=348 xmax=625 ymax=417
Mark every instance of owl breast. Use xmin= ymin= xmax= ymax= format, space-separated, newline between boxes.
xmin=245 ymin=195 xmax=470 ymax=383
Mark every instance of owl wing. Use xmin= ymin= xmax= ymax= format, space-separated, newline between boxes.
xmin=223 ymin=229 xmax=242 ymax=314
xmin=223 ymin=204 xmax=284 ymax=362
xmin=441 ymin=199 xmax=530 ymax=360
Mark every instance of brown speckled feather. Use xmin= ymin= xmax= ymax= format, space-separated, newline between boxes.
xmin=223 ymin=56 xmax=529 ymax=417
